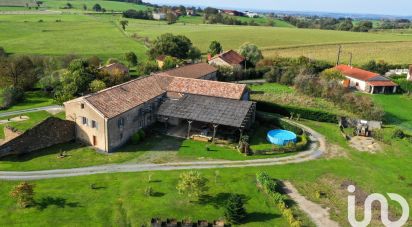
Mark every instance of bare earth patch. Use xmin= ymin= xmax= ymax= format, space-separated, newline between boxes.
xmin=0 ymin=115 xmax=29 ymax=124
xmin=349 ymin=136 xmax=382 ymax=153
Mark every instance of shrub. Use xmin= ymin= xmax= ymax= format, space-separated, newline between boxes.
xmin=1 ymin=86 xmax=25 ymax=109
xmin=392 ymin=129 xmax=405 ymax=139
xmin=257 ymin=101 xmax=339 ymax=123
xmin=131 ymin=129 xmax=145 ymax=145
xmin=224 ymin=194 xmax=247 ymax=224
xmin=10 ymin=182 xmax=35 ymax=208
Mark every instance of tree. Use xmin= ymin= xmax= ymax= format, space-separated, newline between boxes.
xmin=166 ymin=12 xmax=177 ymax=24
xmin=337 ymin=19 xmax=353 ymax=31
xmin=119 ymin=20 xmax=128 ymax=31
xmin=54 ymin=59 xmax=96 ymax=103
xmin=65 ymin=3 xmax=73 ymax=9
xmin=362 ymin=60 xmax=390 ymax=75
xmin=1 ymin=86 xmax=25 ymax=108
xmin=148 ymin=33 xmax=193 ymax=59
xmin=92 ymin=3 xmax=102 ymax=12
xmin=82 ymin=4 xmax=87 ymax=10
xmin=89 ymin=79 xmax=106 ymax=93
xmin=10 ymin=182 xmax=35 ymax=208
xmin=162 ymin=56 xmax=178 ymax=70
xmin=125 ymin=52 xmax=138 ymax=67
xmin=176 ymin=171 xmax=207 ymax=200
xmin=87 ymin=56 xmax=101 ymax=68
xmin=209 ymin=41 xmax=223 ymax=56
xmin=238 ymin=43 xmax=263 ymax=66
xmin=0 ymin=55 xmax=37 ymax=90
xmin=398 ymin=79 xmax=412 ymax=95
xmin=139 ymin=61 xmax=159 ymax=75
xmin=188 ymin=46 xmax=202 ymax=62
xmin=264 ymin=66 xmax=282 ymax=83
xmin=0 ymin=47 xmax=6 ymax=58
xmin=224 ymin=194 xmax=247 ymax=224
xmin=320 ymin=68 xmax=345 ymax=81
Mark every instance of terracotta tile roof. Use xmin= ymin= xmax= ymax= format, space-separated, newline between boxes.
xmin=164 ymin=76 xmax=246 ymax=100
xmin=334 ymin=65 xmax=379 ymax=81
xmin=211 ymin=50 xmax=245 ymax=65
xmin=71 ymin=70 xmax=246 ymax=119
xmin=367 ymin=81 xmax=397 ymax=86
xmin=84 ymin=76 xmax=165 ymax=118
xmin=156 ymin=63 xmax=217 ymax=79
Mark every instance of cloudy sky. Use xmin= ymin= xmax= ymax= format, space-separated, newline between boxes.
xmin=145 ymin=0 xmax=411 ymax=16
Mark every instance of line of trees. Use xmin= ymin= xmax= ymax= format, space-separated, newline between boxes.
xmin=283 ymin=16 xmax=374 ymax=32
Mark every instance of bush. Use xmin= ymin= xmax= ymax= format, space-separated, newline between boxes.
xmin=131 ymin=129 xmax=145 ymax=145
xmin=1 ymin=86 xmax=25 ymax=109
xmin=256 ymin=101 xmax=339 ymax=123
xmin=392 ymin=129 xmax=406 ymax=139
xmin=256 ymin=172 xmax=301 ymax=226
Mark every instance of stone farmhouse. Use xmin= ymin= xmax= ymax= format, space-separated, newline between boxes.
xmin=64 ymin=64 xmax=255 ymax=153
xmin=208 ymin=50 xmax=245 ymax=69
xmin=335 ymin=65 xmax=398 ymax=94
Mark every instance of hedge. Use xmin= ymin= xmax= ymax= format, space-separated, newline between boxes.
xmin=256 ymin=101 xmax=339 ymax=123
xmin=256 ymin=112 xmax=303 ymax=135
xmin=256 ymin=172 xmax=302 ymax=227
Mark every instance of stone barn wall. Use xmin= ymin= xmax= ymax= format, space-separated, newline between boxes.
xmin=0 ymin=117 xmax=75 ymax=158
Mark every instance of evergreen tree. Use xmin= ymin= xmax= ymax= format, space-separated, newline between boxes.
xmin=224 ymin=194 xmax=247 ymax=224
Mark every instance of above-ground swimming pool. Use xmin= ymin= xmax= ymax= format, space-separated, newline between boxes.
xmin=267 ymin=129 xmax=297 ymax=146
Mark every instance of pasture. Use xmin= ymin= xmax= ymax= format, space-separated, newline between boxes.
xmin=0 ymin=14 xmax=147 ymax=59
xmin=41 ymin=0 xmax=149 ymax=12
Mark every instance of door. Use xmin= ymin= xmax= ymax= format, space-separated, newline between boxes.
xmin=93 ymin=136 xmax=97 ymax=146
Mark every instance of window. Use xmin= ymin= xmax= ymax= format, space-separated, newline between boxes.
xmin=82 ymin=117 xmax=88 ymax=125
xmin=91 ymin=120 xmax=98 ymax=129
xmin=118 ymin=118 xmax=125 ymax=128
xmin=80 ymin=103 xmax=85 ymax=109
xmin=120 ymin=133 xmax=123 ymax=140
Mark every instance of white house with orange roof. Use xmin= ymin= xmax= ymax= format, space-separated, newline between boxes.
xmin=335 ymin=65 xmax=398 ymax=94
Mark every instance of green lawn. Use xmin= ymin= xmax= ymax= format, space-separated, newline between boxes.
xmin=0 ymin=91 xmax=55 ymax=114
xmin=0 ymin=119 xmax=411 ymax=226
xmin=372 ymin=94 xmax=412 ymax=132
xmin=0 ymin=14 xmax=147 ymax=59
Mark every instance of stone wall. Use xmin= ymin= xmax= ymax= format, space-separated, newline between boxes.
xmin=0 ymin=117 xmax=75 ymax=158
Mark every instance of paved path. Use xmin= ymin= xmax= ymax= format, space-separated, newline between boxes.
xmin=283 ymin=181 xmax=340 ymax=227
xmin=0 ymin=119 xmax=326 ymax=180
xmin=0 ymin=105 xmax=63 ymax=118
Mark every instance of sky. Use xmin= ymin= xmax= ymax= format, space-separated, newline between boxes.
xmin=145 ymin=0 xmax=412 ymax=16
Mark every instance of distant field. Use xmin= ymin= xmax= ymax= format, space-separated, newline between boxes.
xmin=178 ymin=15 xmax=294 ymax=28
xmin=125 ymin=18 xmax=412 ymax=63
xmin=0 ymin=0 xmax=36 ymax=7
xmin=264 ymin=41 xmax=412 ymax=65
xmin=41 ymin=0 xmax=149 ymax=11
xmin=0 ymin=14 xmax=147 ymax=59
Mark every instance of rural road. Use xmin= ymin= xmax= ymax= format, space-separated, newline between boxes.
xmin=0 ymin=119 xmax=326 ymax=180
xmin=0 ymin=105 xmax=63 ymax=118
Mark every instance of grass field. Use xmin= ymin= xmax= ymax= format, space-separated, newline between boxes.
xmin=0 ymin=118 xmax=411 ymax=226
xmin=0 ymin=14 xmax=147 ymax=59
xmin=177 ymin=15 xmax=294 ymax=28
xmin=264 ymin=41 xmax=412 ymax=65
xmin=41 ymin=0 xmax=149 ymax=12
xmin=124 ymin=18 xmax=412 ymax=64
xmin=372 ymin=94 xmax=412 ymax=132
